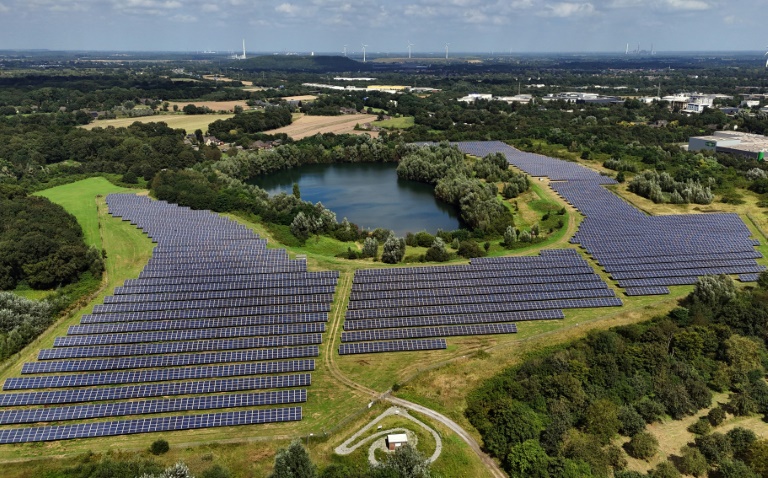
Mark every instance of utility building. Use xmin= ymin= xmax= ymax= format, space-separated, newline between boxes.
xmin=688 ymin=131 xmax=768 ymax=161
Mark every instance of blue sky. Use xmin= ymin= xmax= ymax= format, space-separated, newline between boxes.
xmin=0 ymin=0 xmax=765 ymax=53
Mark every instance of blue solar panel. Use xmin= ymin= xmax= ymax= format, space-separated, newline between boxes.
xmin=338 ymin=339 xmax=447 ymax=355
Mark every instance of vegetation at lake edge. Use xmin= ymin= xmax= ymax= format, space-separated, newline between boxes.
xmin=467 ymin=274 xmax=768 ymax=477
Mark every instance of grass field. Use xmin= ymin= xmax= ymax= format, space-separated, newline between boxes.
xmin=34 ymin=177 xmax=133 ymax=248
xmin=265 ymin=113 xmax=378 ymax=139
xmin=372 ymin=116 xmax=415 ymax=129
xmin=80 ymin=114 xmax=234 ymax=134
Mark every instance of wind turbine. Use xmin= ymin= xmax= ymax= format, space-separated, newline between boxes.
xmin=445 ymin=43 xmax=450 ymax=60
xmin=765 ymin=45 xmax=768 ymax=68
xmin=407 ymin=41 xmax=414 ymax=59
xmin=361 ymin=43 xmax=367 ymax=63
xmin=343 ymin=45 xmax=347 ymax=57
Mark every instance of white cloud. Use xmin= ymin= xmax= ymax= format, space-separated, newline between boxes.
xmin=0 ymin=2 xmax=9 ymax=13
xmin=275 ymin=3 xmax=301 ymax=15
xmin=540 ymin=2 xmax=596 ymax=17
xmin=663 ymin=0 xmax=711 ymax=10
xmin=170 ymin=13 xmax=196 ymax=22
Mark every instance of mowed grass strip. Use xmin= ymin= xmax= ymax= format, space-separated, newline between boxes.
xmin=34 ymin=177 xmax=134 ymax=248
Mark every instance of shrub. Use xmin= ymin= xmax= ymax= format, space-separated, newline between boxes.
xmin=707 ymin=406 xmax=726 ymax=426
xmin=618 ymin=405 xmax=646 ymax=437
xmin=457 ymin=240 xmax=484 ymax=259
xmin=677 ymin=446 xmax=708 ymax=477
xmin=687 ymin=418 xmax=711 ymax=435
xmin=624 ymin=432 xmax=658 ymax=460
xmin=647 ymin=460 xmax=680 ymax=478
xmin=150 ymin=439 xmax=170 ymax=455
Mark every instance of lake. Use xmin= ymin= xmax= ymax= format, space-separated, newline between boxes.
xmin=250 ymin=162 xmax=462 ymax=236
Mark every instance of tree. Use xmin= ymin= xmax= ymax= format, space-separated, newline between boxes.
xmin=269 ymin=440 xmax=317 ymax=478
xmin=361 ymin=237 xmax=379 ymax=259
xmin=584 ymin=399 xmax=620 ymax=444
xmin=747 ymin=439 xmax=768 ymax=476
xmin=624 ymin=432 xmax=658 ymax=460
xmin=505 ymin=439 xmax=549 ymax=478
xmin=695 ymin=432 xmax=732 ymax=464
xmin=290 ymin=212 xmax=312 ymax=241
xmin=718 ymin=459 xmax=759 ymax=478
xmin=371 ymin=444 xmax=431 ymax=478
xmin=647 ymin=460 xmax=680 ymax=478
xmin=381 ymin=234 xmax=405 ymax=264
xmin=727 ymin=427 xmax=757 ymax=461
xmin=503 ymin=226 xmax=517 ymax=247
xmin=692 ymin=274 xmax=736 ymax=307
xmin=618 ymin=405 xmax=645 ymax=437
xmin=425 ymin=237 xmax=449 ymax=262
xmin=707 ymin=406 xmax=726 ymax=426
xmin=292 ymin=183 xmax=301 ymax=199
xmin=677 ymin=446 xmax=707 ymax=477
xmin=519 ymin=230 xmax=532 ymax=243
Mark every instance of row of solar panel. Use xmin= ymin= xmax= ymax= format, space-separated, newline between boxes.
xmin=350 ymin=273 xmax=603 ymax=292
xmin=354 ymin=256 xmax=589 ymax=277
xmin=0 ymin=390 xmax=306 ymax=425
xmin=351 ymin=266 xmax=596 ymax=284
xmin=5 ymin=360 xmax=315 ymax=390
xmin=138 ymin=265 xmax=307 ymax=279
xmin=345 ymin=297 xmax=623 ymax=320
xmin=39 ymin=334 xmax=324 ymax=360
xmin=70 ymin=315 xmax=328 ymax=335
xmin=349 ymin=280 xmax=609 ymax=301
xmin=610 ymin=265 xmax=765 ymax=280
xmin=0 ymin=374 xmax=311 ymax=406
xmin=54 ymin=323 xmax=326 ymax=347
xmin=338 ymin=339 xmax=447 ymax=355
xmin=114 ymin=279 xmax=339 ymax=296
xmin=123 ymin=270 xmax=339 ymax=288
xmin=105 ymin=286 xmax=337 ymax=304
xmin=83 ymin=304 xmax=332 ymax=323
xmin=341 ymin=323 xmax=518 ymax=342
xmin=0 ymin=407 xmax=302 ymax=444
xmin=22 ymin=346 xmax=320 ymax=374
xmin=624 ymin=287 xmax=670 ymax=296
xmin=343 ymin=309 xmax=565 ymax=331
xmin=348 ymin=288 xmax=615 ymax=311
xmin=93 ymin=293 xmax=335 ymax=314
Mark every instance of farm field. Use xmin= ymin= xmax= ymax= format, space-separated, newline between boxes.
xmin=265 ymin=113 xmax=378 ymax=139
xmin=80 ymin=113 xmax=234 ymax=134
xmin=280 ymin=95 xmax=318 ymax=102
xmin=372 ymin=116 xmax=415 ymax=129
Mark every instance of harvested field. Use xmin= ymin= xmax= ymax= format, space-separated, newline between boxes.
xmin=80 ymin=114 xmax=234 ymax=134
xmin=281 ymin=95 xmax=317 ymax=102
xmin=202 ymin=75 xmax=253 ymax=85
xmin=166 ymin=100 xmax=249 ymax=112
xmin=265 ymin=113 xmax=378 ymax=139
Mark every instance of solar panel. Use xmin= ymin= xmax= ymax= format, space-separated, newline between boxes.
xmin=0 ymin=390 xmax=306 ymax=425
xmin=624 ymin=287 xmax=670 ymax=296
xmin=0 ymin=407 xmax=303 ymax=443
xmin=341 ymin=323 xmax=517 ymax=342
xmin=338 ymin=339 xmax=447 ymax=355
xmin=5 ymin=360 xmax=315 ymax=390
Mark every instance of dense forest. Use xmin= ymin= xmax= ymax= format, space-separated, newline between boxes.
xmin=0 ymin=186 xmax=103 ymax=290
xmin=466 ymin=274 xmax=768 ymax=477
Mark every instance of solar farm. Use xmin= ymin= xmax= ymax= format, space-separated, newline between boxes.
xmin=451 ymin=141 xmax=765 ymax=294
xmin=2 ymin=140 xmax=764 ymax=446
xmin=0 ymin=195 xmax=337 ymax=443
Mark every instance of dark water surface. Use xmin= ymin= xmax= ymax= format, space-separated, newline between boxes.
xmin=250 ymin=162 xmax=462 ymax=236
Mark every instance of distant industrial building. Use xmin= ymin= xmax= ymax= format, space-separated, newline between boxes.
xmin=660 ymin=92 xmax=731 ymax=114
xmin=689 ymin=131 xmax=768 ymax=160
xmin=458 ymin=93 xmax=493 ymax=103
xmin=541 ymin=92 xmax=624 ymax=104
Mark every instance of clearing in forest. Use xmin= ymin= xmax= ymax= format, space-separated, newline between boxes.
xmin=265 ymin=113 xmax=378 ymax=139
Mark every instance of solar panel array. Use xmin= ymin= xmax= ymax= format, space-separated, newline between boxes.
xmin=0 ymin=194 xmax=338 ymax=442
xmin=343 ymin=249 xmax=621 ymax=354
xmin=449 ymin=142 xmax=764 ymax=294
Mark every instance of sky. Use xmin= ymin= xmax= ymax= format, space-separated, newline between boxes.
xmin=0 ymin=0 xmax=765 ymax=54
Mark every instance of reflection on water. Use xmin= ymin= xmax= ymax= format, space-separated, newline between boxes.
xmin=249 ymin=162 xmax=462 ymax=236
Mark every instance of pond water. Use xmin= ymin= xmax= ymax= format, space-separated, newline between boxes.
xmin=250 ymin=162 xmax=462 ymax=236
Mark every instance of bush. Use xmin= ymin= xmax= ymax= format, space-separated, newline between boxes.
xmin=707 ymin=406 xmax=727 ymax=426
xmin=695 ymin=432 xmax=731 ymax=464
xmin=624 ymin=432 xmax=658 ymax=460
xmin=635 ymin=398 xmax=666 ymax=423
xmin=150 ymin=439 xmax=170 ymax=455
xmin=618 ymin=405 xmax=646 ymax=437
xmin=687 ymin=418 xmax=711 ymax=435
xmin=457 ymin=240 xmax=484 ymax=259
xmin=648 ymin=460 xmax=680 ymax=478
xmin=677 ymin=446 xmax=708 ymax=477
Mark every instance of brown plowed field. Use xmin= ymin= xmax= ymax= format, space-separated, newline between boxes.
xmin=265 ymin=113 xmax=378 ymax=139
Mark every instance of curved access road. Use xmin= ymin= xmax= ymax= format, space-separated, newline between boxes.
xmin=385 ymin=396 xmax=507 ymax=478
xmin=325 ymin=273 xmax=506 ymax=478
